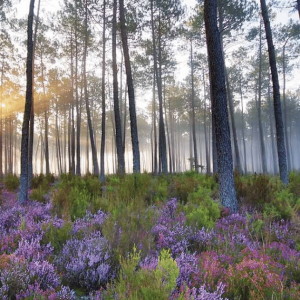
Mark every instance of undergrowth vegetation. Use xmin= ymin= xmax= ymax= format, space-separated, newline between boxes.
xmin=1 ymin=171 xmax=300 ymax=299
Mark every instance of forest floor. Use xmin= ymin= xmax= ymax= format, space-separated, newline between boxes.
xmin=1 ymin=171 xmax=300 ymax=299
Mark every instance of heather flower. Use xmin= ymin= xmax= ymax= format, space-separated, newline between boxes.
xmin=56 ymin=231 xmax=113 ymax=291
xmin=16 ymin=282 xmax=75 ymax=300
xmin=175 ymin=252 xmax=200 ymax=288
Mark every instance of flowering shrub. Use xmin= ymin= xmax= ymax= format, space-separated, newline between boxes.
xmin=55 ymin=232 xmax=113 ymax=291
xmin=224 ymin=249 xmax=283 ymax=299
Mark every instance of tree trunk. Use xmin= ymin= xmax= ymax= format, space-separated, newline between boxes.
xmin=151 ymin=0 xmax=167 ymax=174
xmin=204 ymin=0 xmax=238 ymax=212
xmin=100 ymin=0 xmax=106 ymax=182
xmin=112 ymin=0 xmax=125 ymax=175
xmin=75 ymin=3 xmax=81 ymax=176
xmin=239 ymin=78 xmax=247 ymax=174
xmin=203 ymin=70 xmax=211 ymax=175
xmin=190 ymin=39 xmax=199 ymax=173
xmin=20 ymin=0 xmax=35 ymax=203
xmin=260 ymin=0 xmax=288 ymax=184
xmin=152 ymin=70 xmax=158 ymax=174
xmin=28 ymin=0 xmax=40 ymax=185
xmin=257 ymin=22 xmax=267 ymax=173
xmin=83 ymin=0 xmax=99 ymax=175
xmin=282 ymin=42 xmax=291 ymax=172
xmin=119 ymin=0 xmax=140 ymax=173
xmin=225 ymin=70 xmax=243 ymax=174
xmin=267 ymin=73 xmax=278 ymax=174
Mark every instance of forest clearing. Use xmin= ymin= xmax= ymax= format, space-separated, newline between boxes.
xmin=1 ymin=0 xmax=300 ymax=298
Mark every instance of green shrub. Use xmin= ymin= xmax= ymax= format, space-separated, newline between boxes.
xmin=263 ymin=189 xmax=294 ymax=220
xmin=289 ymin=171 xmax=300 ymax=199
xmin=4 ymin=174 xmax=19 ymax=192
xmin=184 ymin=187 xmax=221 ymax=229
xmin=30 ymin=186 xmax=47 ymax=203
xmin=110 ymin=248 xmax=179 ymax=300
xmin=236 ymin=174 xmax=278 ymax=208
xmin=102 ymin=202 xmax=155 ymax=260
xmin=41 ymin=221 xmax=72 ymax=254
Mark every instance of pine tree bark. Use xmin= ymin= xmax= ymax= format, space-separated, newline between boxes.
xmin=204 ymin=0 xmax=238 ymax=212
xmin=112 ymin=0 xmax=125 ymax=175
xmin=282 ymin=41 xmax=291 ymax=172
xmin=260 ymin=0 xmax=289 ymax=184
xmin=119 ymin=0 xmax=140 ymax=173
xmin=100 ymin=0 xmax=106 ymax=182
xmin=239 ymin=77 xmax=247 ymax=174
xmin=83 ymin=0 xmax=99 ymax=175
xmin=28 ymin=0 xmax=40 ymax=186
xmin=151 ymin=0 xmax=167 ymax=174
xmin=257 ymin=23 xmax=267 ymax=174
xmin=20 ymin=0 xmax=35 ymax=203
xmin=225 ymin=70 xmax=243 ymax=174
xmin=190 ymin=39 xmax=199 ymax=173
xmin=267 ymin=73 xmax=278 ymax=174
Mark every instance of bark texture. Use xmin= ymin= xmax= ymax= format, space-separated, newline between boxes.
xmin=20 ymin=0 xmax=35 ymax=203
xmin=119 ymin=0 xmax=140 ymax=173
xmin=260 ymin=0 xmax=289 ymax=184
xmin=204 ymin=0 xmax=238 ymax=212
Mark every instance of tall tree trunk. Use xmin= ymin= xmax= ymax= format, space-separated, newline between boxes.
xmin=83 ymin=0 xmax=99 ymax=175
xmin=282 ymin=41 xmax=291 ymax=172
xmin=260 ymin=0 xmax=288 ymax=184
xmin=151 ymin=0 xmax=167 ymax=174
xmin=297 ymin=0 xmax=300 ymax=20
xmin=203 ymin=70 xmax=211 ymax=175
xmin=100 ymin=0 xmax=106 ymax=182
xmin=70 ymin=29 xmax=75 ymax=175
xmin=28 ymin=0 xmax=40 ymax=186
xmin=225 ymin=70 xmax=243 ymax=174
xmin=190 ymin=39 xmax=199 ymax=173
xmin=119 ymin=0 xmax=140 ymax=173
xmin=163 ymin=80 xmax=172 ymax=174
xmin=204 ymin=0 xmax=238 ymax=212
xmin=239 ymin=77 xmax=247 ymax=174
xmin=20 ymin=0 xmax=35 ymax=203
xmin=267 ymin=73 xmax=278 ymax=174
xmin=152 ymin=70 xmax=158 ymax=174
xmin=40 ymin=53 xmax=50 ymax=175
xmin=75 ymin=4 xmax=81 ymax=176
xmin=112 ymin=0 xmax=125 ymax=175
xmin=257 ymin=22 xmax=267 ymax=173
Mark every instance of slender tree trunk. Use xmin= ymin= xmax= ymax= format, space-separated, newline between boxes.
xmin=20 ymin=0 xmax=35 ymax=203
xmin=239 ymin=78 xmax=247 ymax=174
xmin=225 ymin=70 xmax=242 ymax=174
xmin=75 ymin=4 xmax=81 ymax=176
xmin=112 ymin=0 xmax=125 ymax=175
xmin=282 ymin=42 xmax=291 ymax=172
xmin=203 ymin=70 xmax=211 ymax=174
xmin=163 ymin=80 xmax=172 ymax=174
xmin=83 ymin=0 xmax=99 ymax=175
xmin=151 ymin=0 xmax=167 ymax=174
xmin=257 ymin=23 xmax=267 ymax=173
xmin=260 ymin=0 xmax=288 ymax=184
xmin=297 ymin=0 xmax=300 ymax=20
xmin=119 ymin=0 xmax=140 ymax=173
xmin=28 ymin=0 xmax=40 ymax=186
xmin=190 ymin=39 xmax=199 ymax=173
xmin=100 ymin=0 xmax=106 ymax=182
xmin=152 ymin=70 xmax=157 ymax=174
xmin=267 ymin=73 xmax=278 ymax=174
xmin=204 ymin=0 xmax=238 ymax=212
